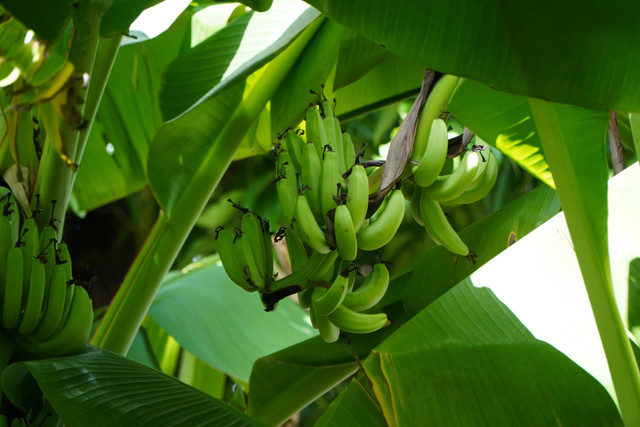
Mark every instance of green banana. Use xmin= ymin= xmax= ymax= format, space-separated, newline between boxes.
xmin=333 ymin=204 xmax=358 ymax=261
xmin=240 ymin=212 xmax=268 ymax=289
xmin=320 ymin=148 xmax=341 ymax=218
xmin=367 ymin=165 xmax=383 ymax=195
xmin=18 ymin=259 xmax=45 ymax=335
xmin=356 ymin=189 xmax=405 ymax=251
xmin=343 ymin=263 xmax=389 ymax=312
xmin=284 ymin=130 xmax=305 ymax=173
xmin=56 ymin=243 xmax=76 ymax=322
xmin=341 ymin=132 xmax=356 ymax=175
xmin=305 ymin=105 xmax=328 ymax=158
xmin=293 ymin=194 xmax=331 ymax=254
xmin=311 ymin=305 xmax=340 ymax=343
xmin=311 ymin=273 xmax=349 ymax=316
xmin=276 ymin=159 xmax=299 ymax=225
xmin=321 ymin=100 xmax=344 ymax=168
xmin=300 ymin=142 xmax=323 ymax=219
xmin=345 ymin=164 xmax=369 ymax=232
xmin=333 ymin=116 xmax=346 ymax=173
xmin=19 ymin=217 xmax=39 ymax=286
xmin=420 ymin=191 xmax=469 ymax=256
xmin=0 ymin=215 xmax=13 ymax=302
xmin=262 ymin=220 xmax=274 ymax=284
xmin=443 ymin=149 xmax=498 ymax=206
xmin=346 ymin=264 xmax=356 ymax=292
xmin=3 ymin=194 xmax=20 ymax=244
xmin=327 ymin=304 xmax=389 ymax=334
xmin=412 ymin=118 xmax=449 ymax=187
xmin=425 ymin=150 xmax=482 ymax=202
xmin=321 ymin=100 xmax=337 ymax=148
xmin=22 ymin=286 xmax=93 ymax=358
xmin=411 ymin=75 xmax=461 ymax=159
xmin=469 ymin=145 xmax=490 ymax=184
xmin=284 ymin=227 xmax=308 ymax=272
xmin=216 ymin=228 xmax=256 ymax=291
xmin=401 ymin=179 xmax=415 ymax=201
xmin=308 ymin=303 xmax=318 ymax=329
xmin=38 ymin=224 xmax=58 ymax=286
xmin=297 ymin=288 xmax=313 ymax=309
xmin=3 ymin=247 xmax=24 ymax=329
xmin=409 ymin=183 xmax=425 ymax=226
xmin=31 ymin=261 xmax=67 ymax=341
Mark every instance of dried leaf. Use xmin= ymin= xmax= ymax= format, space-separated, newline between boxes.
xmin=3 ymin=163 xmax=31 ymax=217
xmin=367 ymin=70 xmax=439 ymax=216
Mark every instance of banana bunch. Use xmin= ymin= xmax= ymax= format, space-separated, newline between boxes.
xmin=217 ymin=97 xmax=410 ymax=340
xmin=309 ymin=262 xmax=390 ymax=343
xmin=410 ymin=119 xmax=498 ymax=257
xmin=0 ymin=190 xmax=93 ymax=358
xmin=215 ymin=211 xmax=274 ymax=292
xmin=276 ymin=99 xmax=406 ymax=261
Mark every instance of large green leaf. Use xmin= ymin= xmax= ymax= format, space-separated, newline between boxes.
xmin=148 ymin=258 xmax=317 ymax=383
xmin=315 ymin=378 xmax=386 ymax=427
xmin=22 ymin=347 xmax=264 ymax=426
xmin=0 ymin=0 xmax=70 ymax=42
xmin=319 ymin=282 xmax=622 ymax=425
xmin=248 ymin=329 xmax=396 ymax=426
xmin=449 ymin=79 xmax=554 ymax=188
xmin=148 ymin=81 xmax=245 ymax=215
xmin=334 ymin=52 xmax=423 ymax=120
xmin=333 ymin=29 xmax=388 ymax=91
xmin=160 ymin=1 xmax=319 ymax=120
xmin=147 ymin=14 xmax=322 ymax=217
xmin=303 ymin=0 xmax=640 ymax=112
xmin=402 ymin=184 xmax=560 ymax=315
xmin=529 ymin=99 xmax=640 ymax=424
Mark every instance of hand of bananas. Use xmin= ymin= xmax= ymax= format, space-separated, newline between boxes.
xmin=409 ymin=118 xmax=498 ymax=259
xmin=216 ymin=95 xmax=498 ymax=343
xmin=0 ymin=189 xmax=93 ymax=363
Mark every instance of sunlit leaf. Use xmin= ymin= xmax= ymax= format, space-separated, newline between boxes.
xmin=449 ymin=79 xmax=554 ymax=188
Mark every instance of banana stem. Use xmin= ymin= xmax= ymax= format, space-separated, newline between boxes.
xmin=37 ymin=9 xmax=121 ymax=235
xmin=529 ymin=98 xmax=640 ymax=425
xmin=92 ymin=18 xmax=324 ymax=355
xmin=261 ymin=250 xmax=338 ymax=310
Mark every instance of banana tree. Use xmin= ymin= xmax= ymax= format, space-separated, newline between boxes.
xmin=0 ymin=0 xmax=639 ymax=425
